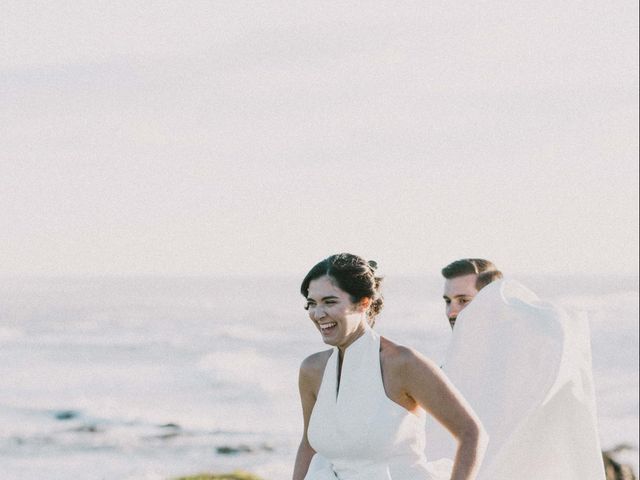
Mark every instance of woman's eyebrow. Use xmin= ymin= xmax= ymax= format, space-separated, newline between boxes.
xmin=307 ymin=295 xmax=340 ymax=302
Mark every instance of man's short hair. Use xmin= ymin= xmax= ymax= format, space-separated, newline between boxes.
xmin=475 ymin=270 xmax=504 ymax=290
xmin=441 ymin=258 xmax=503 ymax=290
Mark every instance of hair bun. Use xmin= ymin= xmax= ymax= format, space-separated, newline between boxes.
xmin=367 ymin=260 xmax=378 ymax=271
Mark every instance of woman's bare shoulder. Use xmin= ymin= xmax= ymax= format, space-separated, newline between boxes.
xmin=299 ymin=349 xmax=333 ymax=379
xmin=380 ymin=336 xmax=439 ymax=373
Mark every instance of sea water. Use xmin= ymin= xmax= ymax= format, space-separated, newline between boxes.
xmin=0 ymin=275 xmax=637 ymax=479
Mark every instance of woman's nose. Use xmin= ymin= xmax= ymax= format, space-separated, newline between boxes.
xmin=312 ymin=306 xmax=326 ymax=320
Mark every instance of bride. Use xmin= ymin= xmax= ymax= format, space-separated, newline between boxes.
xmin=292 ymin=253 xmax=487 ymax=480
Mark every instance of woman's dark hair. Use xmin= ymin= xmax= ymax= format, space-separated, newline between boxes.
xmin=300 ymin=253 xmax=384 ymax=326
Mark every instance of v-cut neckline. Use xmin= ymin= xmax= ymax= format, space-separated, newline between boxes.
xmin=334 ymin=327 xmax=375 ymax=401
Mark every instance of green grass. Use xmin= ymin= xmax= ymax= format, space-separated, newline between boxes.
xmin=172 ymin=472 xmax=264 ymax=480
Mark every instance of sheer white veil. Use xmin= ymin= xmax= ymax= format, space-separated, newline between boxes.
xmin=426 ymin=278 xmax=605 ymax=479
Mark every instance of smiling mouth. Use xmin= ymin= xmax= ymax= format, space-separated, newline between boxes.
xmin=319 ymin=322 xmax=337 ymax=334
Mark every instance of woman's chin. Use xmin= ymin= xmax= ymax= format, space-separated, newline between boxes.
xmin=320 ymin=331 xmax=340 ymax=345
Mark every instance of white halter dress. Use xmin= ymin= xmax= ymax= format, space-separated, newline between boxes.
xmin=305 ymin=326 xmax=451 ymax=480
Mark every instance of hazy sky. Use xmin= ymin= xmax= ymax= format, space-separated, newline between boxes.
xmin=2 ymin=1 xmax=638 ymax=276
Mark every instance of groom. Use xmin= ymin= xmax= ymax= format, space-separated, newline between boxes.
xmin=441 ymin=258 xmax=502 ymax=329
xmin=434 ymin=258 xmax=606 ymax=479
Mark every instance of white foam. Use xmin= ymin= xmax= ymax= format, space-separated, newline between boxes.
xmin=0 ymin=326 xmax=24 ymax=342
xmin=198 ymin=348 xmax=295 ymax=395
xmin=0 ymin=275 xmax=636 ymax=478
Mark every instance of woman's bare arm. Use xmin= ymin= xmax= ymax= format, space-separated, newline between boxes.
xmin=394 ymin=347 xmax=488 ymax=480
xmin=292 ymin=351 xmax=328 ymax=480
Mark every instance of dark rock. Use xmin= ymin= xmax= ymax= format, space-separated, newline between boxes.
xmin=153 ymin=423 xmax=182 ymax=440
xmin=71 ymin=424 xmax=101 ymax=433
xmin=215 ymin=443 xmax=274 ymax=455
xmin=216 ymin=445 xmax=253 ymax=455
xmin=11 ymin=435 xmax=54 ymax=446
xmin=160 ymin=423 xmax=181 ymax=429
xmin=603 ymin=449 xmax=637 ymax=480
xmin=54 ymin=410 xmax=79 ymax=421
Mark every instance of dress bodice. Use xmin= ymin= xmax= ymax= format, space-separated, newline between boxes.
xmin=306 ymin=326 xmax=447 ymax=480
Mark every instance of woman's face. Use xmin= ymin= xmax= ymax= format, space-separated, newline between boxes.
xmin=305 ymin=275 xmax=368 ymax=350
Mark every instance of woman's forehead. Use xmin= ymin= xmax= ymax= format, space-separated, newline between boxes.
xmin=307 ymin=275 xmax=347 ymax=298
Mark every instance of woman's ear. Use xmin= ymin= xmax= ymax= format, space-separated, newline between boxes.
xmin=358 ymin=297 xmax=371 ymax=312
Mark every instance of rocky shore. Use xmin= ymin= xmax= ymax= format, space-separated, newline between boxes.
xmin=603 ymin=447 xmax=637 ymax=480
xmin=51 ymin=410 xmax=638 ymax=480
xmin=173 ymin=447 xmax=636 ymax=480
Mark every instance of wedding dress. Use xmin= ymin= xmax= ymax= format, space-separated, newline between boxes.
xmin=305 ymin=325 xmax=451 ymax=480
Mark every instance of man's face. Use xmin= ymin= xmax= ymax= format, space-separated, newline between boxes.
xmin=443 ymin=274 xmax=478 ymax=329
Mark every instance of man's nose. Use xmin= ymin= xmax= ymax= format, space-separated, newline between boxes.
xmin=447 ymin=303 xmax=459 ymax=317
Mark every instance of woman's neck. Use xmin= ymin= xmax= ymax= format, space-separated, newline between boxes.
xmin=337 ymin=322 xmax=369 ymax=361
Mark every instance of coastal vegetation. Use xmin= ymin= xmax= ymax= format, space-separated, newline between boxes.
xmin=172 ymin=472 xmax=264 ymax=480
xmin=170 ymin=450 xmax=638 ymax=480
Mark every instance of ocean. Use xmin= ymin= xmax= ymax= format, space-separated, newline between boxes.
xmin=0 ymin=274 xmax=637 ymax=479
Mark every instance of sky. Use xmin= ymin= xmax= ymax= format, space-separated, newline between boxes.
xmin=1 ymin=1 xmax=638 ymax=276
